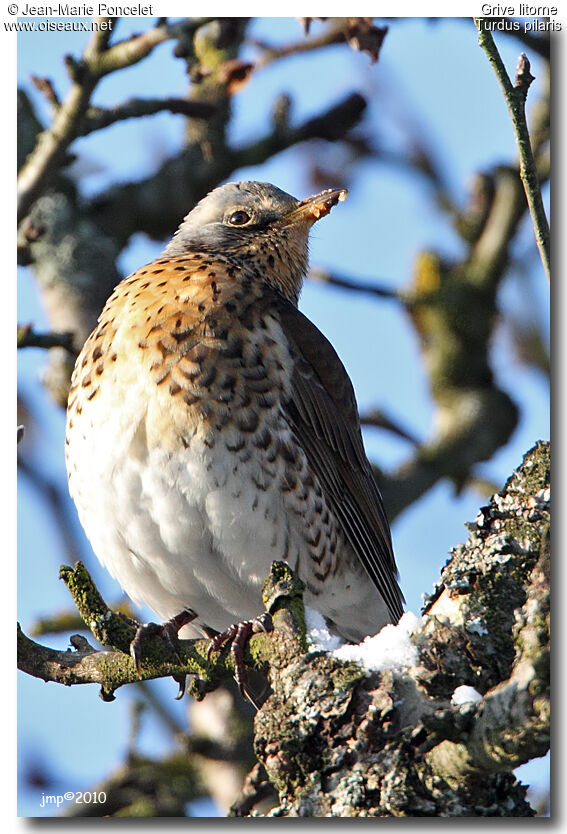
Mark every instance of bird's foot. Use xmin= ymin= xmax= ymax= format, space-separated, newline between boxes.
xmin=207 ymin=613 xmax=273 ymax=699
xmin=130 ymin=608 xmax=198 ymax=679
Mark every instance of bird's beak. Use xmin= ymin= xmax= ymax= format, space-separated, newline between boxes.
xmin=283 ymin=188 xmax=348 ymax=226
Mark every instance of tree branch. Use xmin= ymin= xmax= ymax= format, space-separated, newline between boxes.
xmin=253 ymin=441 xmax=549 ymax=816
xmin=90 ymin=91 xmax=367 ymax=246
xmin=17 ymin=323 xmax=74 ymax=352
xmin=17 ymin=17 xmax=213 ymax=222
xmin=81 ymin=97 xmax=217 ymax=136
xmin=474 ymin=19 xmax=550 ymax=283
xmin=17 ymin=560 xmax=300 ymax=702
xmin=17 ymin=18 xmax=114 ymax=222
xmin=308 ymin=266 xmax=400 ymax=300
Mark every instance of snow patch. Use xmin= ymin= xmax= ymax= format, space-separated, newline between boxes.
xmin=451 ymin=685 xmax=483 ymax=705
xmin=305 ymin=606 xmax=343 ymax=652
xmin=332 ymin=612 xmax=422 ymax=673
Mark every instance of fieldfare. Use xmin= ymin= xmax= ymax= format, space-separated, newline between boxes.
xmin=65 ymin=181 xmax=404 ymax=687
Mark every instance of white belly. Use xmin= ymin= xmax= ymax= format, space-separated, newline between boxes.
xmin=67 ymin=389 xmax=304 ymax=637
xmin=67 ymin=379 xmax=392 ymax=642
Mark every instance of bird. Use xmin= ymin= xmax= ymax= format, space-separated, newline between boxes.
xmin=65 ymin=181 xmax=404 ymax=688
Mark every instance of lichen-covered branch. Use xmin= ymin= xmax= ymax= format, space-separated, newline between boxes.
xmin=251 ymin=441 xmax=549 ymax=816
xmin=17 ymin=560 xmax=287 ymax=702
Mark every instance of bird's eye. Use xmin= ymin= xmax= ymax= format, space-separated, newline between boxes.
xmin=228 ymin=210 xmax=251 ymax=226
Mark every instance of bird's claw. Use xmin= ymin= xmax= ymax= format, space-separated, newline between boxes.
xmin=174 ymin=674 xmax=188 ymax=700
xmin=207 ymin=612 xmax=273 ymax=698
xmin=129 ymin=608 xmax=198 ymax=679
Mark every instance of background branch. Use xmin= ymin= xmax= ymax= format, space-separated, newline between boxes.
xmin=474 ymin=19 xmax=550 ymax=282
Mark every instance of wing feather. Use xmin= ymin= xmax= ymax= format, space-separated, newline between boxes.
xmin=275 ymin=298 xmax=404 ymax=621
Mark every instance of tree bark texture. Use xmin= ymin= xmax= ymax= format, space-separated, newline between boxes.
xmin=251 ymin=441 xmax=549 ymax=817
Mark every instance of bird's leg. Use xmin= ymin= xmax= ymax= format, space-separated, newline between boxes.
xmin=130 ymin=608 xmax=198 ymax=678
xmin=207 ymin=613 xmax=273 ymax=699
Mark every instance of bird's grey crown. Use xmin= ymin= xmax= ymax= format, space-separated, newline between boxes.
xmin=163 ymin=181 xmax=300 ymax=256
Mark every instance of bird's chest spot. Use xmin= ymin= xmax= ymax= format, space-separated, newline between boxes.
xmin=143 ymin=312 xmax=293 ymax=451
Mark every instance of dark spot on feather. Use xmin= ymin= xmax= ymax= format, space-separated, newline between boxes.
xmin=154 ymin=369 xmax=170 ymax=385
xmin=313 ymin=567 xmax=331 ymax=582
xmin=281 ymin=473 xmax=297 ymax=493
xmin=306 ymin=528 xmax=322 ymax=549
xmin=254 ymin=427 xmax=272 ymax=450
xmin=278 ymin=441 xmax=298 ymax=465
xmin=235 ymin=411 xmax=259 ymax=433
xmin=172 ymin=329 xmax=192 ymax=344
xmin=226 ymin=436 xmax=246 ymax=452
xmin=198 ymin=364 xmax=217 ymax=388
xmin=223 ymin=336 xmax=244 ymax=359
xmin=156 ymin=339 xmax=173 ymax=359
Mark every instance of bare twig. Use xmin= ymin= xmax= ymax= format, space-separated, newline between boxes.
xmin=17 ymin=18 xmax=115 ymax=221
xmin=253 ymin=18 xmax=387 ymax=68
xmin=30 ymin=74 xmax=60 ymax=111
xmin=474 ymin=20 xmax=550 ymax=283
xmin=308 ymin=266 xmax=400 ymax=300
xmin=91 ymin=91 xmax=368 ymax=246
xmin=252 ymin=21 xmax=347 ymax=68
xmin=17 ymin=18 xmax=213 ymax=222
xmin=17 ymin=323 xmax=74 ymax=352
xmin=359 ymin=408 xmax=420 ymax=445
xmin=478 ymin=18 xmax=550 ymax=59
xmin=82 ymin=97 xmax=216 ymax=136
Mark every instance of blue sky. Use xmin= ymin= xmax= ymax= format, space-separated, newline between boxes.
xmin=16 ymin=16 xmax=550 ymax=817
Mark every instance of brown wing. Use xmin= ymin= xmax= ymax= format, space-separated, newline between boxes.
xmin=275 ymin=298 xmax=404 ymax=622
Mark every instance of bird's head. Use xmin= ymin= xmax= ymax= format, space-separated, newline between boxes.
xmin=163 ymin=181 xmax=347 ymax=304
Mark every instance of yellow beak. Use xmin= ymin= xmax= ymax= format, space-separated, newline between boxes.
xmin=284 ymin=187 xmax=348 ymax=225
